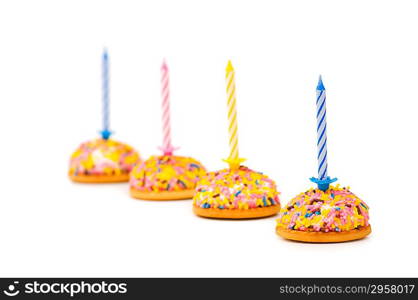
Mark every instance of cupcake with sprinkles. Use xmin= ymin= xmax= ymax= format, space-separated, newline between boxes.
xmin=70 ymin=138 xmax=140 ymax=183
xmin=69 ymin=49 xmax=140 ymax=183
xmin=276 ymin=76 xmax=371 ymax=242
xmin=130 ymin=60 xmax=206 ymax=200
xmin=276 ymin=186 xmax=370 ymax=242
xmin=193 ymin=61 xmax=280 ymax=219
xmin=193 ymin=166 xmax=280 ymax=219
xmin=130 ymin=155 xmax=206 ymax=200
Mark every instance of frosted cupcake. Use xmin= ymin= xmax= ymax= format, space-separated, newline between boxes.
xmin=193 ymin=166 xmax=280 ymax=219
xmin=276 ymin=185 xmax=370 ymax=242
xmin=130 ymin=155 xmax=206 ymax=200
xmin=69 ymin=138 xmax=140 ymax=183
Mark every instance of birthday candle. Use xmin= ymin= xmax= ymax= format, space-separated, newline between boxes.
xmin=316 ymin=75 xmax=328 ymax=180
xmin=160 ymin=60 xmax=174 ymax=155
xmin=101 ymin=49 xmax=111 ymax=140
xmin=225 ymin=60 xmax=240 ymax=167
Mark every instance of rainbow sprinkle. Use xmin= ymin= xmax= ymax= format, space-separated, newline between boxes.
xmin=69 ymin=139 xmax=140 ymax=176
xmin=276 ymin=185 xmax=369 ymax=232
xmin=130 ymin=155 xmax=206 ymax=192
xmin=193 ymin=166 xmax=280 ymax=210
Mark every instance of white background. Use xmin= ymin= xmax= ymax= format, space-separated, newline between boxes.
xmin=0 ymin=0 xmax=417 ymax=277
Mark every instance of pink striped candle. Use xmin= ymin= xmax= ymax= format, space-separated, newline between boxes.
xmin=160 ymin=60 xmax=175 ymax=155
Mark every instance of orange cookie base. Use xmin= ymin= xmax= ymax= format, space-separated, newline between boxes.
xmin=69 ymin=173 xmax=130 ymax=183
xmin=130 ymin=188 xmax=195 ymax=200
xmin=193 ymin=205 xmax=281 ymax=219
xmin=276 ymin=225 xmax=371 ymax=243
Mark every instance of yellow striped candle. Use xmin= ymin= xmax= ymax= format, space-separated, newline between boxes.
xmin=224 ymin=60 xmax=245 ymax=169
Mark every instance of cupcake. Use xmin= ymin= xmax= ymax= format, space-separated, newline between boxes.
xmin=69 ymin=138 xmax=140 ymax=183
xmin=276 ymin=185 xmax=371 ymax=242
xmin=193 ymin=166 xmax=280 ymax=219
xmin=130 ymin=155 xmax=206 ymax=200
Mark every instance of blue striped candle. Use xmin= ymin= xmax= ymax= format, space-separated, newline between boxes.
xmin=101 ymin=49 xmax=112 ymax=140
xmin=310 ymin=76 xmax=337 ymax=191
xmin=316 ymin=75 xmax=328 ymax=179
